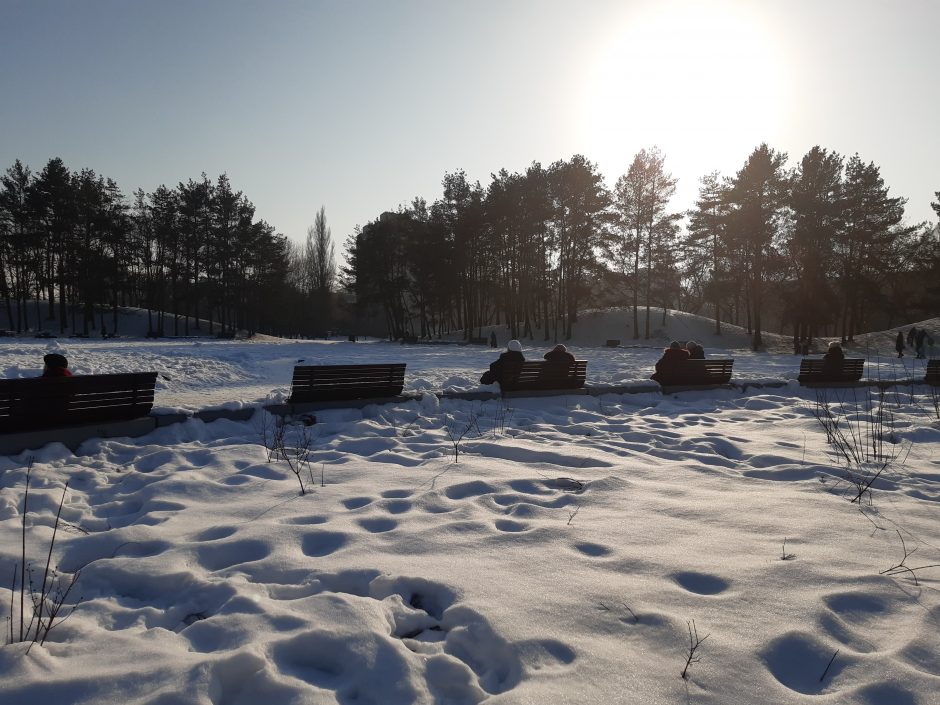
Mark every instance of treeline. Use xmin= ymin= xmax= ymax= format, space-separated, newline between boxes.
xmin=344 ymin=156 xmax=608 ymax=341
xmin=0 ymin=158 xmax=335 ymax=336
xmin=344 ymin=145 xmax=940 ymax=347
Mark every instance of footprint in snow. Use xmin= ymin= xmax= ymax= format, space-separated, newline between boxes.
xmin=357 ymin=517 xmax=398 ymax=533
xmin=572 ymin=542 xmax=613 ymax=557
xmin=381 ymin=488 xmax=413 ymax=499
xmin=762 ymin=631 xmax=850 ymax=695
xmin=284 ymin=514 xmax=328 ymax=525
xmin=494 ymin=519 xmax=529 ymax=533
xmin=196 ymin=538 xmax=271 ymax=571
xmin=383 ymin=499 xmax=413 ymax=514
xmin=192 ymin=525 xmax=237 ymax=542
xmin=445 ymin=480 xmax=498 ymax=500
xmin=301 ymin=531 xmax=349 ymax=557
xmin=672 ymin=571 xmax=729 ymax=595
xmin=819 ymin=591 xmax=918 ymax=655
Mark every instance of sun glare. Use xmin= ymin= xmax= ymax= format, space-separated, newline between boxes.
xmin=582 ymin=1 xmax=790 ymax=178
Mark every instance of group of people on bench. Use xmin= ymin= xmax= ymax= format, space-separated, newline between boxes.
xmin=650 ymin=340 xmax=705 ymax=382
xmin=480 ymin=340 xmax=575 ymax=384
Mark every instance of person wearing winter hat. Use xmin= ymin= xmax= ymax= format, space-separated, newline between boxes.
xmin=824 ymin=340 xmax=844 ymax=360
xmin=480 ymin=340 xmax=525 ymax=385
xmin=822 ymin=340 xmax=844 ymax=373
xmin=685 ymin=340 xmax=705 ymax=359
xmin=650 ymin=340 xmax=690 ymax=383
xmin=42 ymin=353 xmax=73 ymax=378
xmin=543 ymin=343 xmax=575 ymax=364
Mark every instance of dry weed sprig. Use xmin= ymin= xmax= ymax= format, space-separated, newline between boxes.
xmin=680 ymin=619 xmax=709 ymax=679
xmin=879 ymin=530 xmax=940 ymax=585
xmin=7 ymin=459 xmax=84 ymax=652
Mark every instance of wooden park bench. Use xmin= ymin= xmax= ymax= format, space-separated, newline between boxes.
xmin=287 ymin=364 xmax=406 ymax=403
xmin=926 ymin=359 xmax=940 ymax=386
xmin=797 ymin=358 xmax=864 ymax=386
xmin=653 ymin=359 xmax=734 ymax=389
xmin=497 ymin=360 xmax=587 ymax=393
xmin=0 ymin=372 xmax=158 ymax=434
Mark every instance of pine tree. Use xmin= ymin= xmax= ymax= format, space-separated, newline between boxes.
xmin=548 ymin=155 xmax=610 ymax=339
xmin=32 ymin=158 xmax=76 ymax=332
xmin=789 ymin=146 xmax=843 ymax=343
xmin=836 ymin=155 xmax=911 ymax=339
xmin=305 ymin=206 xmax=335 ymax=330
xmin=727 ymin=144 xmax=791 ymax=350
xmin=605 ymin=148 xmax=679 ymax=338
xmin=0 ymin=160 xmax=35 ymax=330
xmin=685 ymin=172 xmax=732 ymax=335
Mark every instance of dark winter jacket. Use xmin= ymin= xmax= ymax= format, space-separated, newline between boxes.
xmin=42 ymin=366 xmax=73 ymax=378
xmin=907 ymin=327 xmax=917 ymax=346
xmin=544 ymin=349 xmax=576 ymax=364
xmin=687 ymin=345 xmax=705 ymax=360
xmin=651 ymin=347 xmax=690 ymax=382
xmin=822 ymin=346 xmax=845 ymax=373
xmin=480 ymin=350 xmax=525 ymax=384
xmin=896 ymin=332 xmax=905 ymax=352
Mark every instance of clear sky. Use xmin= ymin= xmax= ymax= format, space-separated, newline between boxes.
xmin=2 ymin=0 xmax=938 ymax=252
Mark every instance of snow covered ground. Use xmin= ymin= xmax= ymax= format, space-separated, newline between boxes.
xmin=1 ymin=313 xmax=939 ymax=704
xmin=1 ymin=307 xmax=937 ymax=412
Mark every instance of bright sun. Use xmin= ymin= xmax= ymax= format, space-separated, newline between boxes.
xmin=581 ymin=0 xmax=790 ymax=179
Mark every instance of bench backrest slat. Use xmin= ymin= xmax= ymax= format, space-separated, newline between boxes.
xmin=289 ymin=364 xmax=406 ymax=402
xmin=656 ymin=359 xmax=734 ymax=385
xmin=0 ymin=372 xmax=158 ymax=433
xmin=798 ymin=358 xmax=864 ymax=383
xmin=499 ymin=360 xmax=587 ymax=391
xmin=926 ymin=359 xmax=939 ymax=385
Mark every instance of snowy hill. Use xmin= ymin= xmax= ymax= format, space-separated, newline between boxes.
xmin=846 ymin=317 xmax=940 ymax=358
xmin=0 ymin=303 xmax=249 ymax=340
xmin=459 ymin=307 xmax=940 ymax=358
xmin=483 ymin=307 xmax=793 ymax=351
xmin=5 ymin=301 xmax=937 ymax=360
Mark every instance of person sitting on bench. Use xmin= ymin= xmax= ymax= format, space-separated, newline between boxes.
xmin=42 ymin=353 xmax=73 ymax=378
xmin=685 ymin=340 xmax=705 ymax=359
xmin=651 ymin=341 xmax=689 ymax=382
xmin=480 ymin=340 xmax=525 ymax=384
xmin=822 ymin=341 xmax=844 ymax=373
xmin=543 ymin=343 xmax=575 ymax=364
